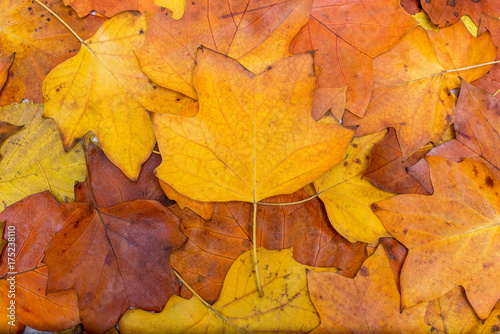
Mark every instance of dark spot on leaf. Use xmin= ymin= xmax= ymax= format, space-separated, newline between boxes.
xmin=46 ymin=18 xmax=50 ymax=21
xmin=483 ymin=262 xmax=495 ymax=269
xmin=485 ymin=176 xmax=494 ymax=187
xmin=352 ymin=143 xmax=358 ymax=148
xmin=491 ymin=325 xmax=499 ymax=332
xmin=56 ymin=88 xmax=59 ymax=92
xmin=28 ymin=7 xmax=32 ymax=10
xmin=403 ymin=228 xmax=408 ymax=235
xmin=354 ymin=158 xmax=361 ymax=164
xmin=359 ymin=267 xmax=369 ymax=277
xmin=197 ymin=275 xmax=204 ymax=282
xmin=139 ymin=29 xmax=144 ymax=34
xmin=343 ymin=161 xmax=348 ymax=167
xmin=153 ymin=85 xmax=157 ymax=89
xmin=446 ymin=0 xmax=455 ymax=5
xmin=41 ymin=14 xmax=45 ymax=17
xmin=390 ymin=254 xmax=396 ymax=260
xmin=446 ymin=114 xmax=452 ymax=123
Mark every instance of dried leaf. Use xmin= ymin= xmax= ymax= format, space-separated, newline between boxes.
xmin=0 ymin=191 xmax=89 ymax=331
xmin=119 ymin=248 xmax=320 ymax=333
xmin=152 ymin=48 xmax=354 ymax=203
xmin=373 ymin=157 xmax=500 ymax=320
xmin=308 ymin=245 xmax=429 ymax=333
xmin=159 ymin=180 xmax=214 ymax=220
xmin=171 ymin=189 xmax=368 ymax=303
xmin=43 ymin=11 xmax=195 ymax=180
xmin=422 ymin=0 xmax=500 ymax=27
xmin=472 ymin=14 xmax=500 ymax=96
xmin=63 ymin=0 xmax=163 ymax=17
xmin=289 ymin=0 xmax=417 ymax=116
xmin=0 ymin=103 xmax=85 ymax=213
xmin=0 ymin=54 xmax=14 ymax=92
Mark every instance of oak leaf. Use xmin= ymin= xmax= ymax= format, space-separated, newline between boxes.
xmin=136 ymin=0 xmax=313 ymax=100
xmin=119 ymin=248 xmax=320 ymax=333
xmin=314 ymin=131 xmax=394 ymax=243
xmin=344 ymin=20 xmax=496 ymax=158
xmin=0 ymin=191 xmax=89 ymax=331
xmin=425 ymin=286 xmax=500 ymax=334
xmin=0 ymin=0 xmax=105 ymax=105
xmin=289 ymin=0 xmax=417 ymax=117
xmin=421 ymin=0 xmax=500 ymax=27
xmin=171 ymin=189 xmax=368 ymax=303
xmin=308 ymin=245 xmax=429 ymax=333
xmin=152 ymin=48 xmax=354 ymax=203
xmin=43 ymin=199 xmax=187 ymax=333
xmin=43 ymin=11 xmax=194 ymax=180
xmin=63 ymin=0 xmax=163 ymax=17
xmin=373 ymin=156 xmax=500 ymax=320
xmin=0 ymin=103 xmax=85 ymax=213
xmin=74 ymin=141 xmax=173 ymax=208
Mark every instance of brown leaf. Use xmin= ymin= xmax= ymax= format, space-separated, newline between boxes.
xmin=0 ymin=191 xmax=89 ymax=331
xmin=380 ymin=237 xmax=408 ymax=294
xmin=0 ymin=0 xmax=105 ymax=105
xmin=0 ymin=54 xmax=14 ymax=92
xmin=171 ymin=189 xmax=368 ymax=303
xmin=400 ymin=0 xmax=421 ymax=15
xmin=289 ymin=0 xmax=417 ymax=117
xmin=159 ymin=180 xmax=214 ymax=221
xmin=43 ymin=200 xmax=187 ymax=333
xmin=472 ymin=14 xmax=500 ymax=96
xmin=422 ymin=0 xmax=500 ymax=27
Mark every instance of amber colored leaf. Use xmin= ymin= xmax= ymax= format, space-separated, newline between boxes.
xmin=364 ymin=128 xmax=432 ymax=194
xmin=0 ymin=0 xmax=105 ymax=105
xmin=43 ymin=200 xmax=186 ymax=333
xmin=425 ymin=286 xmax=500 ymax=334
xmin=408 ymin=79 xmax=500 ymax=193
xmin=421 ymin=0 xmax=500 ymax=27
xmin=0 ymin=54 xmax=14 ymax=92
xmin=344 ymin=20 xmax=496 ymax=158
xmin=0 ymin=295 xmax=24 ymax=333
xmin=314 ymin=131 xmax=394 ymax=243
xmin=472 ymin=14 xmax=500 ymax=96
xmin=0 ymin=120 xmax=22 ymax=151
xmin=63 ymin=0 xmax=163 ymax=17
xmin=43 ymin=11 xmax=194 ymax=180
xmin=159 ymin=180 xmax=213 ymax=220
xmin=373 ymin=157 xmax=500 ymax=320
xmin=400 ymin=0 xmax=421 ymax=15
xmin=136 ymin=0 xmax=313 ymax=100
xmin=380 ymin=237 xmax=408 ymax=294
xmin=0 ymin=191 xmax=89 ymax=331
xmin=153 ymin=48 xmax=354 ymax=203
xmin=308 ymin=245 xmax=429 ymax=333
xmin=171 ymin=189 xmax=368 ymax=303
xmin=74 ymin=142 xmax=172 ymax=208
xmin=289 ymin=0 xmax=417 ymax=117
xmin=119 ymin=248 xmax=320 ymax=333
xmin=0 ymin=103 xmax=85 ymax=213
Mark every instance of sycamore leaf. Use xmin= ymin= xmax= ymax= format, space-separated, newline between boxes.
xmin=373 ymin=157 xmax=500 ymax=320
xmin=408 ymin=80 xmax=500 ymax=193
xmin=63 ymin=0 xmax=163 ymax=17
xmin=43 ymin=200 xmax=187 ymax=334
xmin=472 ymin=14 xmax=500 ymax=96
xmin=308 ymin=245 xmax=429 ymax=333
xmin=171 ymin=189 xmax=368 ymax=303
xmin=421 ymin=0 xmax=500 ymax=27
xmin=152 ymin=48 xmax=354 ymax=203
xmin=43 ymin=11 xmax=195 ymax=180
xmin=344 ymin=20 xmax=496 ymax=158
xmin=289 ymin=0 xmax=417 ymax=117
xmin=74 ymin=142 xmax=173 ymax=208
xmin=119 ymin=248 xmax=320 ymax=333
xmin=136 ymin=0 xmax=313 ymax=100
xmin=159 ymin=180 xmax=214 ymax=220
xmin=425 ymin=286 xmax=500 ymax=334
xmin=0 ymin=0 xmax=105 ymax=105
xmin=314 ymin=130 xmax=394 ymax=243
xmin=0 ymin=191 xmax=89 ymax=331
xmin=0 ymin=54 xmax=14 ymax=92
xmin=0 ymin=103 xmax=85 ymax=213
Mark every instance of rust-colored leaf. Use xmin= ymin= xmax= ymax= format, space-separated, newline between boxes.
xmin=137 ymin=0 xmax=313 ymax=100
xmin=0 ymin=54 xmax=14 ymax=92
xmin=0 ymin=0 xmax=105 ymax=105
xmin=421 ymin=0 xmax=500 ymax=27
xmin=380 ymin=237 xmax=408 ymax=294
xmin=472 ymin=14 xmax=500 ymax=96
xmin=74 ymin=142 xmax=173 ymax=208
xmin=63 ymin=0 xmax=163 ymax=17
xmin=400 ymin=0 xmax=421 ymax=15
xmin=289 ymin=0 xmax=417 ymax=117
xmin=159 ymin=180 xmax=214 ymax=221
xmin=171 ymin=189 xmax=368 ymax=303
xmin=308 ymin=245 xmax=429 ymax=333
xmin=344 ymin=20 xmax=496 ymax=158
xmin=43 ymin=200 xmax=187 ymax=333
xmin=373 ymin=157 xmax=500 ymax=320
xmin=0 ymin=191 xmax=89 ymax=331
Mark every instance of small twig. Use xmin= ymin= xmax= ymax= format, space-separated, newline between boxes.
xmin=33 ymin=0 xmax=85 ymax=44
xmin=36 ymin=161 xmax=51 ymax=193
xmin=152 ymin=150 xmax=161 ymax=154
xmin=252 ymin=201 xmax=263 ymax=297
xmin=443 ymin=60 xmax=500 ymax=73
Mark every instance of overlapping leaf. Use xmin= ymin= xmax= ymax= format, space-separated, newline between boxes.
xmin=152 ymin=48 xmax=354 ymax=203
xmin=43 ymin=11 xmax=195 ymax=180
xmin=0 ymin=191 xmax=89 ymax=331
xmin=344 ymin=20 xmax=496 ymax=158
xmin=159 ymin=180 xmax=214 ymax=220
xmin=373 ymin=157 xmax=500 ymax=320
xmin=119 ymin=248 xmax=321 ymax=333
xmin=422 ymin=0 xmax=500 ymax=27
xmin=0 ymin=0 xmax=105 ymax=105
xmin=0 ymin=54 xmax=14 ymax=92
xmin=289 ymin=0 xmax=417 ymax=117
xmin=0 ymin=103 xmax=85 ymax=213
xmin=63 ymin=0 xmax=163 ymax=17
xmin=472 ymin=14 xmax=500 ymax=96
xmin=171 ymin=189 xmax=368 ymax=303
xmin=136 ymin=0 xmax=313 ymax=100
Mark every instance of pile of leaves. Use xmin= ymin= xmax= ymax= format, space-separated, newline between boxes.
xmin=0 ymin=0 xmax=499 ymax=332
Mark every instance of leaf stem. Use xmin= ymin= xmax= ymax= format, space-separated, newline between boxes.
xmin=33 ymin=0 xmax=85 ymax=44
xmin=173 ymin=270 xmax=245 ymax=333
xmin=252 ymin=201 xmax=264 ymax=297
xmin=443 ymin=60 xmax=500 ymax=73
